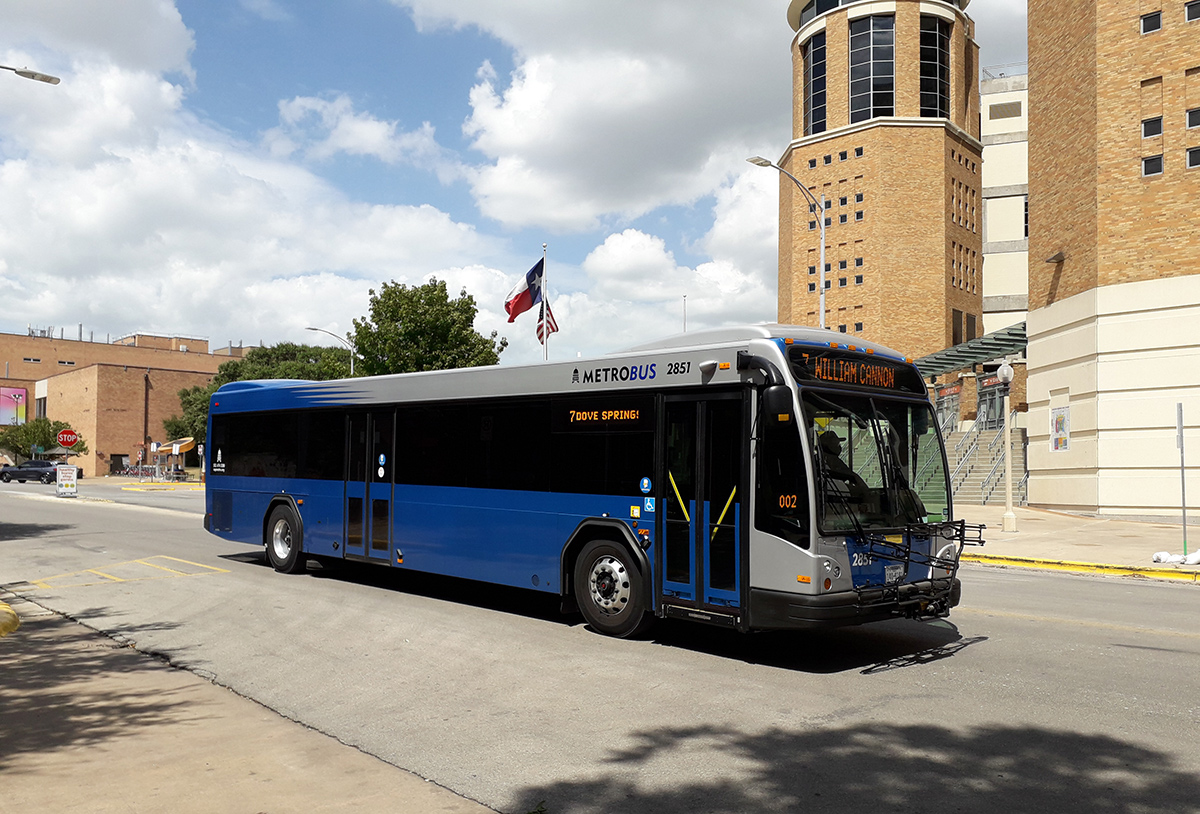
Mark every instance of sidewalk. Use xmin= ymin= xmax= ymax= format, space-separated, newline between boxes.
xmin=954 ymin=503 xmax=1200 ymax=582
xmin=0 ymin=592 xmax=496 ymax=814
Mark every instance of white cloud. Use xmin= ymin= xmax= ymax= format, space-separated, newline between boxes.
xmin=394 ymin=0 xmax=793 ymax=232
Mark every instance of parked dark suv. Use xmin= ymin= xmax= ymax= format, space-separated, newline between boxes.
xmin=0 ymin=460 xmax=82 ymax=484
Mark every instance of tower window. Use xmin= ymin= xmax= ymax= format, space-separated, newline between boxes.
xmin=809 ymin=221 xmax=817 ymax=231
xmin=855 ymin=274 xmax=864 ymax=284
xmin=1142 ymin=155 xmax=1164 ymax=176
xmin=855 ymin=210 xmax=864 ymax=221
xmin=839 ymin=150 xmax=848 ymax=161
xmin=1188 ymin=108 xmax=1200 ymax=129
xmin=854 ymin=146 xmax=864 ymax=157
xmin=824 ymin=154 xmax=833 ymax=165
xmin=855 ymin=192 xmax=864 ymax=203
xmin=1188 ymin=1 xmax=1200 ymax=22
xmin=838 ymin=260 xmax=847 ymax=270
xmin=802 ymin=32 xmax=827 ymax=136
xmin=1141 ymin=11 xmax=1161 ymax=33
xmin=839 ymin=196 xmax=848 ymax=206
xmin=808 ymin=283 xmax=817 ymax=292
xmin=854 ymin=322 xmax=864 ymax=332
xmin=809 ymin=265 xmax=817 ymax=275
xmin=838 ymin=325 xmax=848 ymax=333
xmin=855 ymin=257 xmax=864 ymax=267
xmin=839 ymin=278 xmax=848 ymax=287
xmin=849 ymin=15 xmax=895 ymax=123
xmin=1187 ymin=146 xmax=1200 ymax=169
xmin=919 ymin=16 xmax=951 ymax=119
xmin=839 ymin=214 xmax=848 ymax=224
xmin=808 ymin=158 xmax=817 ymax=169
xmin=1142 ymin=117 xmax=1162 ymax=138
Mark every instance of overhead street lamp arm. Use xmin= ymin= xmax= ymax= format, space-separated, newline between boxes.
xmin=305 ymin=327 xmax=356 ymax=376
xmin=747 ymin=155 xmax=829 ymax=329
xmin=0 ymin=64 xmax=61 ymax=85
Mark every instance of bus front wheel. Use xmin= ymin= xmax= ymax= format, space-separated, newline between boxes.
xmin=574 ymin=540 xmax=650 ymax=638
xmin=265 ymin=504 xmax=307 ymax=574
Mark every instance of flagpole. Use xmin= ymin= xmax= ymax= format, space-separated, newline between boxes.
xmin=542 ymin=242 xmax=548 ymax=362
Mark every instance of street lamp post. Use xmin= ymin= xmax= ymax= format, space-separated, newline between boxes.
xmin=0 ymin=64 xmax=61 ymax=85
xmin=997 ymin=360 xmax=1017 ymax=532
xmin=747 ymin=155 xmax=827 ymax=329
xmin=305 ymin=327 xmax=355 ymax=376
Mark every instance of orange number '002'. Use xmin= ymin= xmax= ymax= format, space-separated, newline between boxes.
xmin=778 ymin=494 xmax=798 ymax=509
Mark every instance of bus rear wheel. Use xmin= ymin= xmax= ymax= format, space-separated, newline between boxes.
xmin=266 ymin=504 xmax=306 ymax=574
xmin=574 ymin=540 xmax=650 ymax=638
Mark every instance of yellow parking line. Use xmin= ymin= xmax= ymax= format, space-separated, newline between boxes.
xmin=136 ymin=559 xmax=189 ymax=575
xmin=86 ymin=569 xmax=124 ymax=582
xmin=154 ymin=555 xmax=229 ymax=574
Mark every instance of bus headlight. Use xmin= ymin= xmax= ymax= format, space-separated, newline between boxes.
xmin=935 ymin=543 xmax=957 ymax=576
xmin=823 ymin=560 xmax=841 ymax=579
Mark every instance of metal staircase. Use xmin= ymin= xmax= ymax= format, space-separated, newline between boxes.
xmin=944 ymin=412 xmax=1028 ymax=506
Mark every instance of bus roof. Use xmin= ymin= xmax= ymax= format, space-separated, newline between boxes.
xmin=209 ymin=324 xmax=918 ymax=413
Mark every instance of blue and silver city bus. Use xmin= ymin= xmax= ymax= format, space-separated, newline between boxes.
xmin=204 ymin=325 xmax=981 ymax=637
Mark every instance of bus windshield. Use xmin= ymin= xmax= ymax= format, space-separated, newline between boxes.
xmin=801 ymin=390 xmax=950 ymax=533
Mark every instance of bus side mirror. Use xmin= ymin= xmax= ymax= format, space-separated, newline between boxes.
xmin=763 ymin=385 xmax=794 ymax=424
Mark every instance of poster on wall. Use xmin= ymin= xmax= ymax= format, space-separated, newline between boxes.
xmin=0 ymin=387 xmax=27 ymax=426
xmin=1051 ymin=406 xmax=1070 ymax=451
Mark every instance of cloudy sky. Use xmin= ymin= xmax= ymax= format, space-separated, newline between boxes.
xmin=0 ymin=0 xmax=1027 ymax=365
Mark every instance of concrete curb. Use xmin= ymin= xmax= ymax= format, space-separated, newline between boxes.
xmin=0 ymin=601 xmax=20 ymax=637
xmin=962 ymin=552 xmax=1200 ymax=583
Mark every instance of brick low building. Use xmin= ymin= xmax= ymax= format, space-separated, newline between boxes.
xmin=0 ymin=330 xmax=245 ymax=476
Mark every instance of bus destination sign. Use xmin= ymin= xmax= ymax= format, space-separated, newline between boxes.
xmin=789 ymin=348 xmax=924 ymax=394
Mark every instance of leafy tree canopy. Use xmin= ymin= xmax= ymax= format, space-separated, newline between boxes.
xmin=350 ymin=278 xmax=507 ymax=376
xmin=0 ymin=418 xmax=90 ymax=460
xmin=164 ymin=343 xmax=352 ymax=445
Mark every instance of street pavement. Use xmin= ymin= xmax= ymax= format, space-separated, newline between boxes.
xmin=1 ymin=479 xmax=1197 ymax=813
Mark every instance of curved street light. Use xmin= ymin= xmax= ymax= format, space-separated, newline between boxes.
xmin=0 ymin=64 xmax=61 ymax=85
xmin=748 ymin=155 xmax=828 ymax=330
xmin=305 ymin=327 xmax=356 ymax=376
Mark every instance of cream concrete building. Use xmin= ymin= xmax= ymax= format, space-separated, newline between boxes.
xmin=980 ymin=70 xmax=1028 ymax=334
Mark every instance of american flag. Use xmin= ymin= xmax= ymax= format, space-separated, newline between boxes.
xmin=537 ymin=299 xmax=559 ymax=344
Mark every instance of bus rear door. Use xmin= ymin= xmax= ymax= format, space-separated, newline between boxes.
xmin=345 ymin=410 xmax=394 ymax=562
xmin=659 ymin=393 xmax=746 ymax=619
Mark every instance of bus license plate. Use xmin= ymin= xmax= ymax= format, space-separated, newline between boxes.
xmin=885 ymin=564 xmax=904 ymax=584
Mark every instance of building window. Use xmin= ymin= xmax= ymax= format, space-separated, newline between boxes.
xmin=1188 ymin=108 xmax=1200 ymax=128
xmin=58 ymin=360 xmax=76 ymax=366
xmin=854 ymin=146 xmax=864 ymax=157
xmin=1188 ymin=146 xmax=1200 ymax=169
xmin=952 ymin=309 xmax=964 ymax=345
xmin=809 ymin=265 xmax=817 ymax=275
xmin=1142 ymin=154 xmax=1164 ymax=176
xmin=809 ymin=220 xmax=817 ymax=231
xmin=839 ymin=150 xmax=848 ymax=161
xmin=825 ymin=263 xmax=832 ymax=272
xmin=1142 ymin=116 xmax=1163 ymax=138
xmin=802 ymin=32 xmax=827 ymax=136
xmin=849 ymin=15 xmax=895 ymax=123
xmin=989 ymin=101 xmax=1022 ymax=120
xmin=966 ymin=314 xmax=977 ymax=342
xmin=808 ymin=282 xmax=817 ymax=292
xmin=1025 ymin=196 xmax=1029 ymax=238
xmin=855 ymin=210 xmax=864 ymax=221
xmin=825 ymin=216 xmax=832 ymax=227
xmin=854 ymin=322 xmax=864 ymax=332
xmin=23 ymin=357 xmax=41 ymax=363
xmin=825 ymin=280 xmax=832 ymax=289
xmin=839 ymin=196 xmax=848 ymax=206
xmin=855 ymin=274 xmax=864 ymax=284
xmin=1189 ymin=1 xmax=1200 ymax=22
xmin=919 ymin=16 xmax=951 ymax=119
xmin=838 ymin=324 xmax=848 ymax=333
xmin=855 ymin=192 xmax=864 ymax=203
xmin=824 ymin=154 xmax=833 ymax=165
xmin=838 ymin=260 xmax=847 ymax=269
xmin=839 ymin=277 xmax=848 ymax=287
xmin=808 ymin=158 xmax=817 ymax=169
xmin=855 ymin=257 xmax=863 ymax=267
xmin=1141 ymin=11 xmax=1162 ymax=33
xmin=839 ymin=213 xmax=848 ymax=224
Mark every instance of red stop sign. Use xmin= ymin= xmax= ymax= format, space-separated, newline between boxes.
xmin=57 ymin=429 xmax=78 ymax=448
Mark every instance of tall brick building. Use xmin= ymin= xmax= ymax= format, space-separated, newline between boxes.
xmin=776 ymin=0 xmax=983 ymax=360
xmin=1025 ymin=0 xmax=1200 ymax=515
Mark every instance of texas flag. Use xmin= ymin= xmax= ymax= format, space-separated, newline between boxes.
xmin=504 ymin=258 xmax=544 ymax=323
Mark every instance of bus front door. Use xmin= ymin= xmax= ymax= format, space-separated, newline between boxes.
xmin=345 ymin=411 xmax=394 ymax=562
xmin=660 ymin=394 xmax=745 ymax=613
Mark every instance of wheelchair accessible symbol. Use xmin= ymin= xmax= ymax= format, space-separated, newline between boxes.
xmin=639 ymin=477 xmax=652 ymax=494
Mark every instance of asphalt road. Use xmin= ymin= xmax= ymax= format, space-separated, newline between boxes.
xmin=3 ymin=483 xmax=1199 ymax=814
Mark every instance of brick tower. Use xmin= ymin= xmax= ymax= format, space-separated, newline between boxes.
xmin=776 ymin=0 xmax=982 ymax=360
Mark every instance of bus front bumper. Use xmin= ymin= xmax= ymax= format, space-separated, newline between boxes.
xmin=748 ymin=577 xmax=961 ymax=630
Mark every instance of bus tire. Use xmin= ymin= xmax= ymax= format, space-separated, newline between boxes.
xmin=265 ymin=504 xmax=306 ymax=574
xmin=574 ymin=540 xmax=651 ymax=638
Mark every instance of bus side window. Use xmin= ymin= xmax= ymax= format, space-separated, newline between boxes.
xmin=756 ymin=403 xmax=809 ymax=547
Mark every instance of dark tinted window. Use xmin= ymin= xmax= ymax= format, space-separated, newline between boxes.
xmin=210 ymin=410 xmax=344 ymax=480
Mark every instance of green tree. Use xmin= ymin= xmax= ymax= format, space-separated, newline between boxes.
xmin=350 ymin=278 xmax=507 ymax=376
xmin=163 ymin=343 xmax=354 ymax=444
xmin=0 ymin=418 xmax=90 ymax=460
